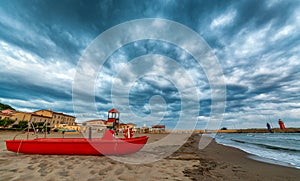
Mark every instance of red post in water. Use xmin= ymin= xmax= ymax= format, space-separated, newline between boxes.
xmin=278 ymin=119 xmax=286 ymax=130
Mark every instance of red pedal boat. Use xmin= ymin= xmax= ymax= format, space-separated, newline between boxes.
xmin=5 ymin=109 xmax=149 ymax=155
xmin=5 ymin=136 xmax=148 ymax=155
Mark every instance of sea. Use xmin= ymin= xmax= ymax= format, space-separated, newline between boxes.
xmin=214 ymin=133 xmax=300 ymax=169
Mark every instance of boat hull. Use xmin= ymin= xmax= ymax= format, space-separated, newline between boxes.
xmin=5 ymin=136 xmax=148 ymax=155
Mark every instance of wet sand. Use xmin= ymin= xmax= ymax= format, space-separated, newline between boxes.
xmin=0 ymin=131 xmax=299 ymax=181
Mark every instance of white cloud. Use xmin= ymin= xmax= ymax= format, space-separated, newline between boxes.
xmin=0 ymin=40 xmax=76 ymax=93
xmin=271 ymin=25 xmax=295 ymax=42
xmin=210 ymin=10 xmax=237 ymax=29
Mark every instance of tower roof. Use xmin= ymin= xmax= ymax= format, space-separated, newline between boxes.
xmin=108 ymin=108 xmax=119 ymax=113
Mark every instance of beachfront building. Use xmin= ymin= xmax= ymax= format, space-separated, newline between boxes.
xmin=81 ymin=119 xmax=107 ymax=136
xmin=151 ymin=125 xmax=166 ymax=133
xmin=0 ymin=109 xmax=33 ymax=124
xmin=119 ymin=122 xmax=137 ymax=129
xmin=126 ymin=123 xmax=137 ymax=129
xmin=84 ymin=119 xmax=107 ymax=127
xmin=139 ymin=126 xmax=150 ymax=133
xmin=54 ymin=123 xmax=81 ymax=132
xmin=0 ymin=109 xmax=76 ymax=128
xmin=0 ymin=109 xmax=16 ymax=120
xmin=33 ymin=109 xmax=76 ymax=126
xmin=126 ymin=123 xmax=137 ymax=132
xmin=29 ymin=113 xmax=52 ymax=124
xmin=118 ymin=122 xmax=138 ymax=133
xmin=118 ymin=123 xmax=127 ymax=130
xmin=83 ymin=120 xmax=136 ymax=129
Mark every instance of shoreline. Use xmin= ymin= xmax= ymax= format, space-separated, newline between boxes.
xmin=247 ymin=154 xmax=297 ymax=169
xmin=213 ymin=132 xmax=300 ymax=170
xmin=1 ymin=131 xmax=300 ymax=180
xmin=187 ymin=134 xmax=300 ymax=180
xmin=215 ymin=140 xmax=299 ymax=170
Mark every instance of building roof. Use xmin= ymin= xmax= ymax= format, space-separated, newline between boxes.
xmin=52 ymin=112 xmax=76 ymax=118
xmin=31 ymin=113 xmax=52 ymax=118
xmin=84 ymin=119 xmax=107 ymax=126
xmin=33 ymin=109 xmax=75 ymax=118
xmin=152 ymin=125 xmax=166 ymax=129
xmin=1 ymin=109 xmax=15 ymax=115
xmin=85 ymin=119 xmax=107 ymax=123
xmin=127 ymin=123 xmax=137 ymax=126
xmin=108 ymin=108 xmax=119 ymax=113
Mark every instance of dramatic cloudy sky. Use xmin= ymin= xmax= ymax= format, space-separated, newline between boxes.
xmin=0 ymin=0 xmax=299 ymax=129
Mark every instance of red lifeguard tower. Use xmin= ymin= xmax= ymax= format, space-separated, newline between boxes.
xmin=107 ymin=108 xmax=120 ymax=131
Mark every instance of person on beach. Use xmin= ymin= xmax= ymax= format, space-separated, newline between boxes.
xmin=266 ymin=123 xmax=273 ymax=133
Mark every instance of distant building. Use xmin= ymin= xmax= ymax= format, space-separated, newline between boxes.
xmin=118 ymin=122 xmax=138 ymax=132
xmin=151 ymin=125 xmax=166 ymax=133
xmin=84 ymin=119 xmax=107 ymax=127
xmin=119 ymin=123 xmax=128 ymax=130
xmin=0 ymin=109 xmax=16 ymax=120
xmin=33 ymin=109 xmax=76 ymax=126
xmin=126 ymin=123 xmax=137 ymax=129
xmin=140 ymin=126 xmax=150 ymax=133
xmin=0 ymin=109 xmax=15 ymax=115
xmin=0 ymin=109 xmax=76 ymax=127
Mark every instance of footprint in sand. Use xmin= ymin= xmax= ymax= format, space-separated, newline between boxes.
xmin=108 ymin=159 xmax=117 ymax=165
xmin=124 ymin=164 xmax=135 ymax=170
xmin=98 ymin=171 xmax=105 ymax=176
xmin=11 ymin=174 xmax=34 ymax=181
xmin=38 ymin=166 xmax=53 ymax=176
xmin=58 ymin=169 xmax=69 ymax=177
xmin=0 ymin=176 xmax=14 ymax=181
xmin=89 ymin=169 xmax=97 ymax=174
xmin=66 ymin=164 xmax=75 ymax=169
xmin=145 ymin=164 xmax=153 ymax=168
xmin=87 ymin=178 xmax=101 ymax=181
xmin=98 ymin=165 xmax=113 ymax=175
xmin=38 ymin=162 xmax=49 ymax=169
xmin=114 ymin=168 xmax=124 ymax=175
xmin=8 ymin=168 xmax=18 ymax=172
xmin=28 ymin=157 xmax=39 ymax=164
xmin=27 ymin=165 xmax=37 ymax=170
xmin=219 ymin=164 xmax=228 ymax=169
xmin=46 ymin=178 xmax=56 ymax=181
xmin=118 ymin=175 xmax=137 ymax=181
xmin=0 ymin=159 xmax=11 ymax=165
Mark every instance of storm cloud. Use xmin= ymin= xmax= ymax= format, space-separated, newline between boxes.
xmin=0 ymin=0 xmax=299 ymax=129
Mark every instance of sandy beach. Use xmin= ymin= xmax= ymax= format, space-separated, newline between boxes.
xmin=0 ymin=131 xmax=299 ymax=181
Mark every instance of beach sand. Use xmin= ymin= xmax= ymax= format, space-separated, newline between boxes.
xmin=0 ymin=131 xmax=299 ymax=181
